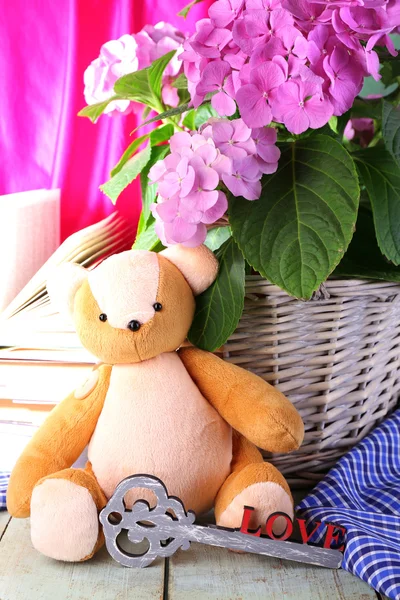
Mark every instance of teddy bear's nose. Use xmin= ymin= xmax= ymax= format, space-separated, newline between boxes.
xmin=127 ymin=320 xmax=141 ymax=332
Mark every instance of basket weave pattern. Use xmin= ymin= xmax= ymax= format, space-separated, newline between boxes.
xmin=220 ymin=276 xmax=400 ymax=487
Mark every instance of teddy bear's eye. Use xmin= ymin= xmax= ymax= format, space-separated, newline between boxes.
xmin=128 ymin=320 xmax=141 ymax=332
xmin=153 ymin=302 xmax=163 ymax=312
xmin=99 ymin=313 xmax=108 ymax=322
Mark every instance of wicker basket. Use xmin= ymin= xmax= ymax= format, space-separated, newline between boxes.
xmin=219 ymin=276 xmax=400 ymax=487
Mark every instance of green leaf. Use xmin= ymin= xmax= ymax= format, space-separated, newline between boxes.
xmin=111 ymin=134 xmax=150 ymax=177
xmin=182 ymin=104 xmax=218 ymax=131
xmin=194 ymin=103 xmax=218 ymax=128
xmin=359 ymin=75 xmax=398 ymax=99
xmin=178 ymin=0 xmax=204 ymax=18
xmin=100 ymin=144 xmax=152 ymax=204
xmin=149 ymin=124 xmax=174 ymax=146
xmin=354 ymin=147 xmax=400 ymax=265
xmin=134 ymin=103 xmax=190 ymax=131
xmin=334 ymin=206 xmax=400 ymax=282
xmin=230 ymin=134 xmax=360 ymax=300
xmin=149 ymin=51 xmax=177 ymax=101
xmin=205 ymin=226 xmax=232 ymax=252
xmin=142 ymin=106 xmax=152 ymax=119
xmin=172 ymin=73 xmax=189 ymax=89
xmin=328 ymin=116 xmax=338 ymax=134
xmin=178 ymin=87 xmax=191 ymax=105
xmin=114 ymin=50 xmax=176 ymax=110
xmin=182 ymin=110 xmax=196 ymax=130
xmin=78 ymin=97 xmax=120 ymax=123
xmin=110 ymin=124 xmax=172 ymax=179
xmin=140 ymin=145 xmax=170 ymax=229
xmin=133 ymin=219 xmax=164 ymax=251
xmin=383 ymin=101 xmax=400 ymax=165
xmin=114 ymin=69 xmax=153 ymax=106
xmin=188 ymin=238 xmax=245 ymax=351
xmin=351 ymin=98 xmax=383 ymax=120
xmin=337 ymin=110 xmax=351 ymax=139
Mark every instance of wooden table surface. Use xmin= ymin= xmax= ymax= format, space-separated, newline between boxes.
xmin=0 ymin=508 xmax=385 ymax=600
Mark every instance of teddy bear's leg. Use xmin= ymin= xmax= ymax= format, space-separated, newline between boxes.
xmin=30 ymin=462 xmax=107 ymax=562
xmin=215 ymin=432 xmax=293 ymax=535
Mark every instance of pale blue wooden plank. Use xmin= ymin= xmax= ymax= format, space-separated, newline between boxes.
xmin=0 ymin=518 xmax=164 ymax=600
xmin=168 ymin=542 xmax=377 ymax=600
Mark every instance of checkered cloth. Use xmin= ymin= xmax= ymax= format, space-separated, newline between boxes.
xmin=297 ymin=408 xmax=400 ymax=600
xmin=0 ymin=472 xmax=10 ymax=510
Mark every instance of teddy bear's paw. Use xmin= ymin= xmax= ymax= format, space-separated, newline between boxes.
xmin=30 ymin=477 xmax=100 ymax=562
xmin=215 ymin=463 xmax=293 ymax=536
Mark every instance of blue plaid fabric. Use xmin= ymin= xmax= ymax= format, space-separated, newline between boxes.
xmin=0 ymin=472 xmax=10 ymax=511
xmin=297 ymin=408 xmax=400 ymax=600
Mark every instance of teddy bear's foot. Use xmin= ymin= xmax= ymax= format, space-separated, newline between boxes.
xmin=215 ymin=462 xmax=293 ymax=536
xmin=30 ymin=464 xmax=106 ymax=562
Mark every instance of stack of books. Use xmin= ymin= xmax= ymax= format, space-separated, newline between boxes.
xmin=0 ymin=210 xmax=135 ymax=480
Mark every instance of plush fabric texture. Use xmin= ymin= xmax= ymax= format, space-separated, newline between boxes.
xmin=178 ymin=347 xmax=304 ymax=452
xmin=31 ymin=468 xmax=104 ymax=561
xmin=88 ymin=352 xmax=232 ymax=513
xmin=230 ymin=430 xmax=264 ymax=472
xmin=215 ymin=462 xmax=293 ymax=529
xmin=8 ymin=245 xmax=303 ymax=563
xmin=88 ymin=250 xmax=159 ymax=328
xmin=161 ymin=245 xmax=219 ymax=295
xmin=218 ymin=479 xmax=294 ymax=535
xmin=7 ymin=364 xmax=111 ymax=517
xmin=74 ymin=370 xmax=100 ymax=399
xmin=73 ymin=256 xmax=195 ymax=364
xmin=46 ymin=263 xmax=88 ymax=320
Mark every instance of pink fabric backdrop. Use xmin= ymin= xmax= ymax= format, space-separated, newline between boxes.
xmin=0 ymin=0 xmax=211 ymax=240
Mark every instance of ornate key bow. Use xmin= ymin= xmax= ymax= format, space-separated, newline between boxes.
xmin=100 ymin=474 xmax=343 ymax=569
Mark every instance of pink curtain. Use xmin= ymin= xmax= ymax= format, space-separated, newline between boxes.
xmin=0 ymin=0 xmax=210 ymax=240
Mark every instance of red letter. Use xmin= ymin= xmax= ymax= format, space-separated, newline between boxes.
xmin=265 ymin=512 xmax=293 ymax=541
xmin=239 ymin=506 xmax=261 ymax=537
xmin=323 ymin=523 xmax=346 ymax=552
xmin=297 ymin=518 xmax=323 ymax=545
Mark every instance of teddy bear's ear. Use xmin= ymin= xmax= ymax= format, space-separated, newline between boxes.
xmin=46 ymin=263 xmax=88 ymax=319
xmin=160 ymin=245 xmax=219 ymax=296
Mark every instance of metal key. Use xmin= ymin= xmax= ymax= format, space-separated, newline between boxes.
xmin=100 ymin=474 xmax=343 ymax=569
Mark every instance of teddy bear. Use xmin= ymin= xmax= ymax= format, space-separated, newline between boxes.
xmin=7 ymin=244 xmax=304 ymax=562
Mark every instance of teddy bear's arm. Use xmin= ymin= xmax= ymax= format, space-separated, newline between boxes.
xmin=178 ymin=347 xmax=304 ymax=453
xmin=7 ymin=364 xmax=112 ymax=518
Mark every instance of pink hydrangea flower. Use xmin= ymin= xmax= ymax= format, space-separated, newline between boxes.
xmin=222 ymin=155 xmax=263 ymax=200
xmin=181 ymin=0 xmax=398 ymax=134
xmin=251 ymin=127 xmax=281 ymax=173
xmin=236 ymin=61 xmax=286 ymax=127
xmin=150 ymin=121 xmax=281 ymax=245
xmin=154 ymin=198 xmax=209 ymax=247
xmin=195 ymin=61 xmax=237 ymax=115
xmin=209 ymin=0 xmax=245 ymax=28
xmin=203 ymin=119 xmax=256 ymax=159
xmin=150 ymin=131 xmax=231 ymax=246
xmin=323 ymin=45 xmax=364 ymax=114
xmin=190 ymin=20 xmax=232 ymax=59
xmin=272 ymin=79 xmax=333 ymax=134
xmin=84 ymin=23 xmax=185 ymax=116
xmin=84 ymin=34 xmax=140 ymax=115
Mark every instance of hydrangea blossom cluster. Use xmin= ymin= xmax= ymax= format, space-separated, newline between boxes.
xmin=149 ymin=119 xmax=280 ymax=246
xmin=84 ymin=22 xmax=185 ymax=115
xmin=182 ymin=0 xmax=400 ymax=134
